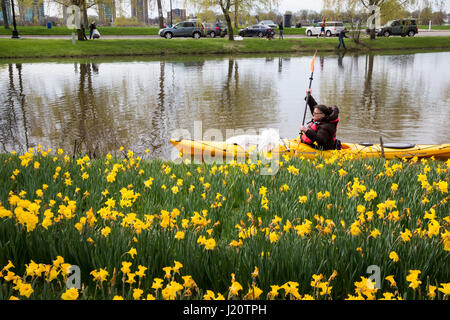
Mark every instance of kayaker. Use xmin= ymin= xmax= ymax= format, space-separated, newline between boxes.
xmin=299 ymin=88 xmax=340 ymax=150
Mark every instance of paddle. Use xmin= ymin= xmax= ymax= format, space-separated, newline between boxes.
xmin=295 ymin=49 xmax=318 ymax=157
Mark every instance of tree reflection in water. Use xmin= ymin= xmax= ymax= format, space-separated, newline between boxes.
xmin=0 ymin=52 xmax=449 ymax=158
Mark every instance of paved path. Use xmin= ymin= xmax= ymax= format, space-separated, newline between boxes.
xmin=1 ymin=29 xmax=449 ymax=39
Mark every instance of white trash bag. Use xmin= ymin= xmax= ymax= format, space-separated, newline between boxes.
xmin=92 ymin=29 xmax=101 ymax=39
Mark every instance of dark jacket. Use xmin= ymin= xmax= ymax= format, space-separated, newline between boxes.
xmin=303 ymin=95 xmax=340 ymax=150
xmin=339 ymin=30 xmax=348 ymax=39
xmin=89 ymin=23 xmax=96 ymax=31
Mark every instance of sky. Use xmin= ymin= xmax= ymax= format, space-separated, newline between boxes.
xmin=46 ymin=0 xmax=449 ymax=20
xmin=277 ymin=0 xmax=324 ymax=13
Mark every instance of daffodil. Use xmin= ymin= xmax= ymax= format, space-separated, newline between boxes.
xmin=127 ymin=247 xmax=137 ymax=259
xmin=406 ymin=270 xmax=422 ymax=289
xmin=245 ymin=286 xmax=263 ymax=299
xmin=132 ymin=288 xmax=143 ymax=300
xmin=427 ymin=285 xmax=437 ymax=298
xmin=204 ymin=238 xmax=216 ymax=250
xmin=370 ymin=228 xmax=381 ymax=239
xmin=438 ymin=283 xmax=450 ymax=295
xmin=175 ymin=231 xmax=185 ymax=240
xmin=61 ymin=288 xmax=79 ymax=300
xmin=152 ymin=278 xmax=164 ymax=290
xmin=385 ymin=275 xmax=397 ymax=287
xmin=389 ymin=251 xmax=399 ymax=262
xmin=229 ymin=280 xmax=243 ymax=297
xmin=120 ymin=261 xmax=132 ymax=275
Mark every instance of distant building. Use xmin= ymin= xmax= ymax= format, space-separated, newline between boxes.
xmin=99 ymin=3 xmax=115 ymax=25
xmin=0 ymin=0 xmax=12 ymax=25
xmin=22 ymin=0 xmax=45 ymax=24
xmin=167 ymin=8 xmax=186 ymax=23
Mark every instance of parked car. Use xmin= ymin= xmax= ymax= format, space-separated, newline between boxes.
xmin=204 ymin=22 xmax=227 ymax=38
xmin=305 ymin=21 xmax=346 ymax=37
xmin=295 ymin=22 xmax=302 ymax=28
xmin=369 ymin=19 xmax=418 ymax=37
xmin=258 ymin=20 xmax=277 ymax=28
xmin=159 ymin=21 xmax=205 ymax=39
xmin=238 ymin=25 xmax=275 ymax=37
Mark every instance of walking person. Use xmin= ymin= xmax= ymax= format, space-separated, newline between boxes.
xmin=318 ymin=18 xmax=326 ymax=37
xmin=278 ymin=21 xmax=284 ymax=40
xmin=89 ymin=21 xmax=97 ymax=40
xmin=337 ymin=29 xmax=347 ymax=50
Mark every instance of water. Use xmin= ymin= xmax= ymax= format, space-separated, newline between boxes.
xmin=1 ymin=51 xmax=449 ymax=159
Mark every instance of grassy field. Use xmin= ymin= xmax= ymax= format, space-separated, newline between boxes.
xmin=418 ymin=25 xmax=450 ymax=30
xmin=0 ymin=147 xmax=449 ymax=300
xmin=0 ymin=36 xmax=449 ymax=59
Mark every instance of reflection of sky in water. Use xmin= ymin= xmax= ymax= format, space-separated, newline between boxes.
xmin=0 ymin=51 xmax=449 ymax=159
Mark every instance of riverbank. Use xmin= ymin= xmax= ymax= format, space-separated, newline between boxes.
xmin=0 ymin=36 xmax=449 ymax=59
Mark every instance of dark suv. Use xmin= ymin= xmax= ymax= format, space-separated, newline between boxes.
xmin=371 ymin=19 xmax=418 ymax=37
xmin=159 ymin=21 xmax=205 ymax=39
xmin=204 ymin=22 xmax=227 ymax=38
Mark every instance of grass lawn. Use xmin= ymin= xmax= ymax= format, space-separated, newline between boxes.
xmin=418 ymin=25 xmax=450 ymax=30
xmin=0 ymin=36 xmax=449 ymax=59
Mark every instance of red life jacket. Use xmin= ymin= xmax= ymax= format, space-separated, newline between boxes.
xmin=301 ymin=118 xmax=339 ymax=146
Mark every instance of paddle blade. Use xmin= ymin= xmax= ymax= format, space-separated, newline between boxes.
xmin=311 ymin=50 xmax=318 ymax=73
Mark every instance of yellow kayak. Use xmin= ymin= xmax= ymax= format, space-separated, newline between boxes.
xmin=170 ymin=138 xmax=450 ymax=161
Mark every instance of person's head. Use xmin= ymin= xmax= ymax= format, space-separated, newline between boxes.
xmin=313 ymin=105 xmax=330 ymax=121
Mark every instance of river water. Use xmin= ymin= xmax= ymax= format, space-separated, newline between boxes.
xmin=1 ymin=51 xmax=449 ymax=159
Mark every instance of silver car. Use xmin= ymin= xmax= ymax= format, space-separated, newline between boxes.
xmin=305 ymin=21 xmax=346 ymax=37
xmin=159 ymin=21 xmax=205 ymax=39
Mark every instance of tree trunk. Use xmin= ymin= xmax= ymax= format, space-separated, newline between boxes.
xmin=234 ymin=1 xmax=238 ymax=29
xmin=1 ymin=0 xmax=9 ymax=28
xmin=156 ymin=0 xmax=164 ymax=28
xmin=111 ymin=0 xmax=116 ymax=24
xmin=63 ymin=4 xmax=68 ymax=26
xmin=220 ymin=0 xmax=233 ymax=41
xmin=77 ymin=28 xmax=87 ymax=40
xmin=225 ymin=11 xmax=233 ymax=40
xmin=370 ymin=28 xmax=375 ymax=40
xmin=82 ymin=0 xmax=88 ymax=29
xmin=143 ymin=0 xmax=148 ymax=24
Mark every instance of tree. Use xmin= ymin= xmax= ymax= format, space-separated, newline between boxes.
xmin=53 ymin=0 xmax=98 ymax=40
xmin=431 ymin=10 xmax=445 ymax=25
xmin=184 ymin=0 xmax=278 ymax=41
xmin=156 ymin=0 xmax=164 ymax=28
xmin=197 ymin=9 xmax=218 ymax=23
xmin=325 ymin=0 xmax=420 ymax=40
xmin=419 ymin=5 xmax=432 ymax=24
xmin=1 ymin=0 xmax=9 ymax=28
